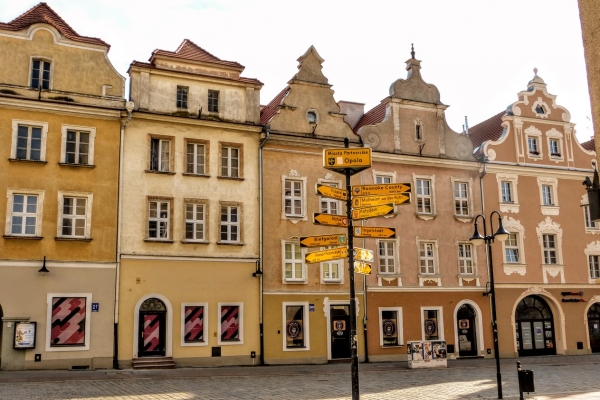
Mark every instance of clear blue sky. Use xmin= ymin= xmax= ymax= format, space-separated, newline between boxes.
xmin=1 ymin=0 xmax=592 ymax=141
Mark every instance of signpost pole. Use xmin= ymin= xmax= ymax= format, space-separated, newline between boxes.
xmin=344 ymin=137 xmax=359 ymax=400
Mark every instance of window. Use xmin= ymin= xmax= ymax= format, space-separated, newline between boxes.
xmin=208 ymin=90 xmax=219 ymax=113
xmin=542 ymin=234 xmax=557 ymax=264
xmin=319 ymin=182 xmax=340 ymax=215
xmin=148 ymin=199 xmax=170 ymax=240
xmin=181 ymin=303 xmax=207 ymax=346
xmin=537 ymin=177 xmax=558 ymax=213
xmin=218 ymin=303 xmax=243 ymax=345
xmin=283 ymin=241 xmax=305 ymax=281
xmin=415 ymin=124 xmax=422 ymax=141
xmin=9 ymin=194 xmax=39 ymax=236
xmin=61 ymin=125 xmax=95 ymax=165
xmin=177 ymin=86 xmax=188 ymax=108
xmin=185 ymin=202 xmax=206 ymax=241
xmin=378 ymin=240 xmax=395 ymax=274
xmin=376 ymin=175 xmax=392 ymax=184
xmin=380 ymin=308 xmax=403 ymax=347
xmin=505 ymin=233 xmax=520 ymax=263
xmin=220 ymin=205 xmax=240 ymax=243
xmin=16 ymin=125 xmax=42 ymax=161
xmin=150 ymin=138 xmax=171 ymax=172
xmin=525 ymin=126 xmax=543 ymax=158
xmin=283 ymin=303 xmax=309 ymax=350
xmin=284 ymin=179 xmax=303 ymax=217
xmin=458 ymin=243 xmax=474 ymax=274
xmin=589 ymin=255 xmax=600 ymax=279
xmin=419 ymin=242 xmax=436 ymax=274
xmin=31 ymin=59 xmax=50 ymax=90
xmin=454 ymin=182 xmax=469 ymax=216
xmin=541 ymin=185 xmax=553 ymax=206
xmin=59 ymin=194 xmax=91 ymax=239
xmin=307 ymin=110 xmax=318 ymax=124
xmin=535 ymin=105 xmax=545 ymax=115
xmin=549 ymin=139 xmax=560 ymax=156
xmin=186 ymin=142 xmax=206 ymax=175
xmin=220 ymin=145 xmax=239 ymax=178
xmin=528 ymin=136 xmax=539 ymax=155
xmin=421 ymin=308 xmax=443 ymax=341
xmin=322 ymin=246 xmax=342 ymax=282
xmin=584 ymin=204 xmax=599 ymax=230
xmin=416 ymin=179 xmax=432 ymax=214
xmin=46 ymin=294 xmax=92 ymax=351
xmin=501 ymin=181 xmax=513 ymax=203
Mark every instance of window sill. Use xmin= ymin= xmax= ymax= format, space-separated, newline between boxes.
xmin=284 ymin=280 xmax=307 ymax=284
xmin=216 ymin=241 xmax=244 ymax=246
xmin=457 ymin=274 xmax=479 ymax=279
xmin=585 ymin=228 xmax=600 ymax=235
xmin=217 ymin=176 xmax=244 ymax=181
xmin=541 ymin=205 xmax=559 ymax=216
xmin=381 ymin=345 xmax=404 ymax=348
xmin=8 ymin=158 xmax=47 ymax=164
xmin=415 ymin=213 xmax=436 ymax=221
xmin=3 ymin=235 xmax=43 ymax=240
xmin=454 ymin=215 xmax=474 ymax=223
xmin=145 ymin=169 xmax=176 ymax=175
xmin=181 ymin=240 xmax=210 ymax=244
xmin=418 ymin=274 xmax=441 ymax=278
xmin=322 ymin=280 xmax=343 ymax=284
xmin=378 ymin=273 xmax=402 ymax=278
xmin=55 ymin=237 xmax=92 ymax=242
xmin=182 ymin=173 xmax=210 ymax=178
xmin=144 ymin=238 xmax=174 ymax=243
xmin=58 ymin=163 xmax=95 ymax=168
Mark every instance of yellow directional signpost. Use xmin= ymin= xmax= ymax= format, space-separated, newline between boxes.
xmin=351 ymin=204 xmax=395 ymax=221
xmin=354 ymin=261 xmax=372 ymax=276
xmin=316 ymin=183 xmax=348 ymax=201
xmin=353 ymin=226 xmax=396 ymax=239
xmin=352 ymin=193 xmax=410 ymax=208
xmin=300 ymin=234 xmax=347 ymax=248
xmin=305 ymin=247 xmax=348 ymax=264
xmin=313 ymin=213 xmax=348 ymax=227
xmin=352 ymin=183 xmax=411 ymax=197
xmin=353 ymin=247 xmax=374 ymax=263
xmin=323 ymin=148 xmax=372 ymax=173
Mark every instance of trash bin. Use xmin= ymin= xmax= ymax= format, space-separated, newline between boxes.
xmin=518 ymin=369 xmax=535 ymax=393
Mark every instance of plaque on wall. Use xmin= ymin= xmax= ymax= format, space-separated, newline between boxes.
xmin=13 ymin=322 xmax=36 ymax=349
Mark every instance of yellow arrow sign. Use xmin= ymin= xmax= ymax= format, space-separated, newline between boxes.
xmin=323 ymin=148 xmax=372 ymax=171
xmin=352 ymin=193 xmax=410 ymax=208
xmin=354 ymin=226 xmax=396 ymax=239
xmin=353 ymin=247 xmax=374 ymax=263
xmin=305 ymin=247 xmax=348 ymax=264
xmin=354 ymin=261 xmax=372 ymax=275
xmin=315 ymin=184 xmax=348 ymax=201
xmin=352 ymin=183 xmax=411 ymax=197
xmin=313 ymin=213 xmax=349 ymax=227
xmin=300 ymin=234 xmax=347 ymax=248
xmin=352 ymin=204 xmax=395 ymax=220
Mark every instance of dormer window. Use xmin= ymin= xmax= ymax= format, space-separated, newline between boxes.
xmin=177 ymin=86 xmax=188 ymax=109
xmin=208 ymin=90 xmax=219 ymax=113
xmin=31 ymin=59 xmax=50 ymax=90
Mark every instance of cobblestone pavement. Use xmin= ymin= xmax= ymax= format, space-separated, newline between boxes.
xmin=1 ymin=359 xmax=600 ymax=399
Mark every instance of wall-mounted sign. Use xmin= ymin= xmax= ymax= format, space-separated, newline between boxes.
xmin=309 ymin=304 xmax=315 ymax=312
xmin=14 ymin=322 xmax=36 ymax=349
xmin=92 ymin=303 xmax=99 ymax=312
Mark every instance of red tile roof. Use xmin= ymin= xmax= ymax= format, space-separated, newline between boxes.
xmin=0 ymin=2 xmax=109 ymax=49
xmin=353 ymin=102 xmax=388 ymax=133
xmin=152 ymin=39 xmax=244 ymax=70
xmin=582 ymin=138 xmax=596 ymax=151
xmin=260 ymin=87 xmax=290 ymax=125
xmin=468 ymin=111 xmax=505 ymax=149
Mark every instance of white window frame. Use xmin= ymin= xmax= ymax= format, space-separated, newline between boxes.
xmin=217 ymin=302 xmax=243 ymax=345
xmin=457 ymin=242 xmax=475 ymax=275
xmin=5 ymin=188 xmax=44 ymax=237
xmin=582 ymin=194 xmax=600 ymax=233
xmin=220 ymin=144 xmax=241 ymax=178
xmin=542 ymin=234 xmax=558 ymax=265
xmin=282 ymin=301 xmax=310 ymax=351
xmin=413 ymin=173 xmax=436 ymax=219
xmin=373 ymin=170 xmax=396 ymax=184
xmin=451 ymin=177 xmax=474 ymax=220
xmin=420 ymin=306 xmax=444 ymax=341
xmin=185 ymin=140 xmax=207 ymax=175
xmin=537 ymin=177 xmax=559 ymax=215
xmin=321 ymin=245 xmax=343 ymax=283
xmin=318 ymin=177 xmax=342 ymax=216
xmin=282 ymin=240 xmax=306 ymax=283
xmin=379 ymin=307 xmax=404 ymax=347
xmin=377 ymin=239 xmax=399 ymax=275
xmin=282 ymin=177 xmax=306 ymax=219
xmin=496 ymin=173 xmax=519 ymax=213
xmin=57 ymin=191 xmax=93 ymax=239
xmin=180 ymin=302 xmax=208 ymax=347
xmin=60 ymin=125 xmax=96 ymax=165
xmin=504 ymin=233 xmax=521 ymax=264
xmin=281 ymin=173 xmax=307 ymax=221
xmin=500 ymin=217 xmax=527 ymax=274
xmin=525 ymin=125 xmax=543 ymax=159
xmin=585 ymin=242 xmax=600 ymax=283
xmin=546 ymin=128 xmax=564 ymax=161
xmin=417 ymin=239 xmax=439 ymax=275
xmin=149 ymin=137 xmax=172 ymax=172
xmin=147 ymin=198 xmax=171 ymax=240
xmin=11 ymin=120 xmax=49 ymax=161
xmin=184 ymin=200 xmax=207 ymax=242
xmin=45 ymin=293 xmax=92 ymax=352
xmin=589 ymin=255 xmax=600 ymax=280
xmin=536 ymin=216 xmax=564 ymax=269
xmin=219 ymin=204 xmax=241 ymax=244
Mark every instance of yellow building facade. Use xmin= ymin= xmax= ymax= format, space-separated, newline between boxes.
xmin=117 ymin=40 xmax=263 ymax=368
xmin=0 ymin=4 xmax=125 ymax=370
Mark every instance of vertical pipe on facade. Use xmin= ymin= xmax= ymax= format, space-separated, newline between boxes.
xmin=478 ymin=158 xmax=492 ymax=358
xmin=359 ymin=166 xmax=369 ymax=363
xmin=113 ymin=102 xmax=133 ymax=369
xmin=258 ymin=125 xmax=270 ymax=365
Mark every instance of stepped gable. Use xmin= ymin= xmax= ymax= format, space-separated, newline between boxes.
xmin=353 ymin=102 xmax=387 ymax=133
xmin=468 ymin=111 xmax=505 ymax=149
xmin=260 ymin=86 xmax=290 ymax=125
xmin=582 ymin=138 xmax=596 ymax=152
xmin=152 ymin=39 xmax=244 ymax=70
xmin=0 ymin=2 xmax=109 ymax=48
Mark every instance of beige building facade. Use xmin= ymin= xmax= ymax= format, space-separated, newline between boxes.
xmin=0 ymin=4 xmax=125 ymax=370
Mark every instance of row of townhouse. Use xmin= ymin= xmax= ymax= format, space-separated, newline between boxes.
xmin=0 ymin=3 xmax=598 ymax=371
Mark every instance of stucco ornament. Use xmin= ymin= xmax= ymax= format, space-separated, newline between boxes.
xmin=455 ymin=137 xmax=472 ymax=160
xmin=584 ymin=241 xmax=600 ymax=255
xmin=324 ymin=172 xmax=335 ymax=180
xmin=504 ymin=265 xmax=526 ymax=276
xmin=364 ymin=131 xmax=380 ymax=148
xmin=287 ymin=169 xmax=300 ymax=177
xmin=536 ymin=217 xmax=561 ymax=242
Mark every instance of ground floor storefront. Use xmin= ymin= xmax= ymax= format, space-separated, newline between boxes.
xmin=0 ymin=261 xmax=116 ymax=370
xmin=117 ymin=257 xmax=260 ymax=368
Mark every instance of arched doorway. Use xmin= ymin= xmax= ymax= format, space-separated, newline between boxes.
xmin=456 ymin=304 xmax=478 ymax=357
xmin=138 ymin=298 xmax=167 ymax=357
xmin=588 ymin=303 xmax=600 ymax=353
xmin=515 ymin=295 xmax=556 ymax=356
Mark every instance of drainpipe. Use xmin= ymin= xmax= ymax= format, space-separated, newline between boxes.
xmin=258 ymin=124 xmax=270 ymax=365
xmin=113 ymin=101 xmax=134 ymax=369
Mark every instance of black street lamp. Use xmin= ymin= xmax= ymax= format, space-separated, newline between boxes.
xmin=470 ymin=210 xmax=509 ymax=399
